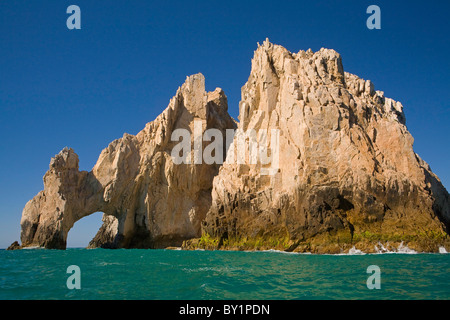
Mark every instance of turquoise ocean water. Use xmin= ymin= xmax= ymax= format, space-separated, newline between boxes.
xmin=0 ymin=249 xmax=449 ymax=300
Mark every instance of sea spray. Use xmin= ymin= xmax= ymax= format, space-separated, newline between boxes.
xmin=347 ymin=247 xmax=366 ymax=255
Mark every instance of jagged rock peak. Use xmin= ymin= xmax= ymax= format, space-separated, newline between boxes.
xmin=49 ymin=147 xmax=79 ymax=171
xmin=199 ymin=40 xmax=449 ymax=253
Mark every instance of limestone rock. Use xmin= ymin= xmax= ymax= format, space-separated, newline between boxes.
xmin=20 ymin=74 xmax=236 ymax=249
xmin=201 ymin=40 xmax=450 ymax=252
xmin=20 ymin=147 xmax=101 ymax=249
xmin=18 ymin=41 xmax=449 ymax=253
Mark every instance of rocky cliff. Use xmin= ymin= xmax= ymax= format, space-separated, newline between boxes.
xmin=197 ymin=39 xmax=450 ymax=253
xmin=17 ymin=40 xmax=449 ymax=252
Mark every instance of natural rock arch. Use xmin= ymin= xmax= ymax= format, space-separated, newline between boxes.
xmin=20 ymin=147 xmax=121 ymax=249
xmin=17 ymin=42 xmax=450 ymax=252
xmin=20 ymin=74 xmax=237 ymax=249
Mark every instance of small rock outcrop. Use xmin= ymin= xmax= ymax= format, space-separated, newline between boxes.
xmin=6 ymin=241 xmax=21 ymax=250
xmin=20 ymin=74 xmax=236 ymax=249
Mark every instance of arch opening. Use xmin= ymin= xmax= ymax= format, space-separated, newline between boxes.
xmin=66 ymin=212 xmax=104 ymax=248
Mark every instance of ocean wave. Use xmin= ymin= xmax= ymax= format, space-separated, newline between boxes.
xmin=373 ymin=241 xmax=417 ymax=254
xmin=97 ymin=261 xmax=124 ymax=266
xmin=253 ymin=243 xmax=418 ymax=255
xmin=259 ymin=249 xmax=309 ymax=255
xmin=244 ymin=249 xmax=312 ymax=255
xmin=182 ymin=266 xmax=243 ymax=273
xmin=258 ymin=242 xmax=419 ymax=256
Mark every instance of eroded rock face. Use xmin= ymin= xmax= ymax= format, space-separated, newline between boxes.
xmin=19 ymin=41 xmax=449 ymax=252
xmin=20 ymin=73 xmax=236 ymax=249
xmin=201 ymin=39 xmax=450 ymax=253
xmin=20 ymin=147 xmax=102 ymax=249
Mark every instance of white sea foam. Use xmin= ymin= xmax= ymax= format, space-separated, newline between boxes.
xmin=396 ymin=242 xmax=417 ymax=254
xmin=249 ymin=249 xmax=313 ymax=255
xmin=373 ymin=241 xmax=417 ymax=254
xmin=259 ymin=249 xmax=303 ymax=255
xmin=324 ymin=242 xmax=418 ymax=256
xmin=182 ymin=266 xmax=243 ymax=273
xmin=347 ymin=246 xmax=366 ymax=255
xmin=439 ymin=247 xmax=448 ymax=254
xmin=220 ymin=242 xmax=427 ymax=255
xmin=374 ymin=242 xmax=389 ymax=254
xmin=97 ymin=261 xmax=124 ymax=266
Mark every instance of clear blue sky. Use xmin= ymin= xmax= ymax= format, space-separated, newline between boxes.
xmin=0 ymin=0 xmax=449 ymax=248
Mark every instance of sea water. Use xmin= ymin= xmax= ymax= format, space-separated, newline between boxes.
xmin=0 ymin=248 xmax=449 ymax=300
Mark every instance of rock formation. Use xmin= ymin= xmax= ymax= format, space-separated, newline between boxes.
xmin=18 ymin=40 xmax=450 ymax=253
xmin=6 ymin=241 xmax=21 ymax=250
xmin=198 ymin=39 xmax=450 ymax=253
xmin=20 ymin=74 xmax=236 ymax=249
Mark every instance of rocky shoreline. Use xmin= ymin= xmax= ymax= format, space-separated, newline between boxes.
xmin=182 ymin=233 xmax=450 ymax=254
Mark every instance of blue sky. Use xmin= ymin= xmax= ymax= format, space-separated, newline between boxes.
xmin=0 ymin=0 xmax=449 ymax=248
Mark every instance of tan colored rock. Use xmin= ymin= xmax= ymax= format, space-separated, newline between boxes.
xmin=19 ymin=41 xmax=449 ymax=253
xmin=20 ymin=74 xmax=236 ymax=249
xmin=201 ymin=39 xmax=449 ymax=252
